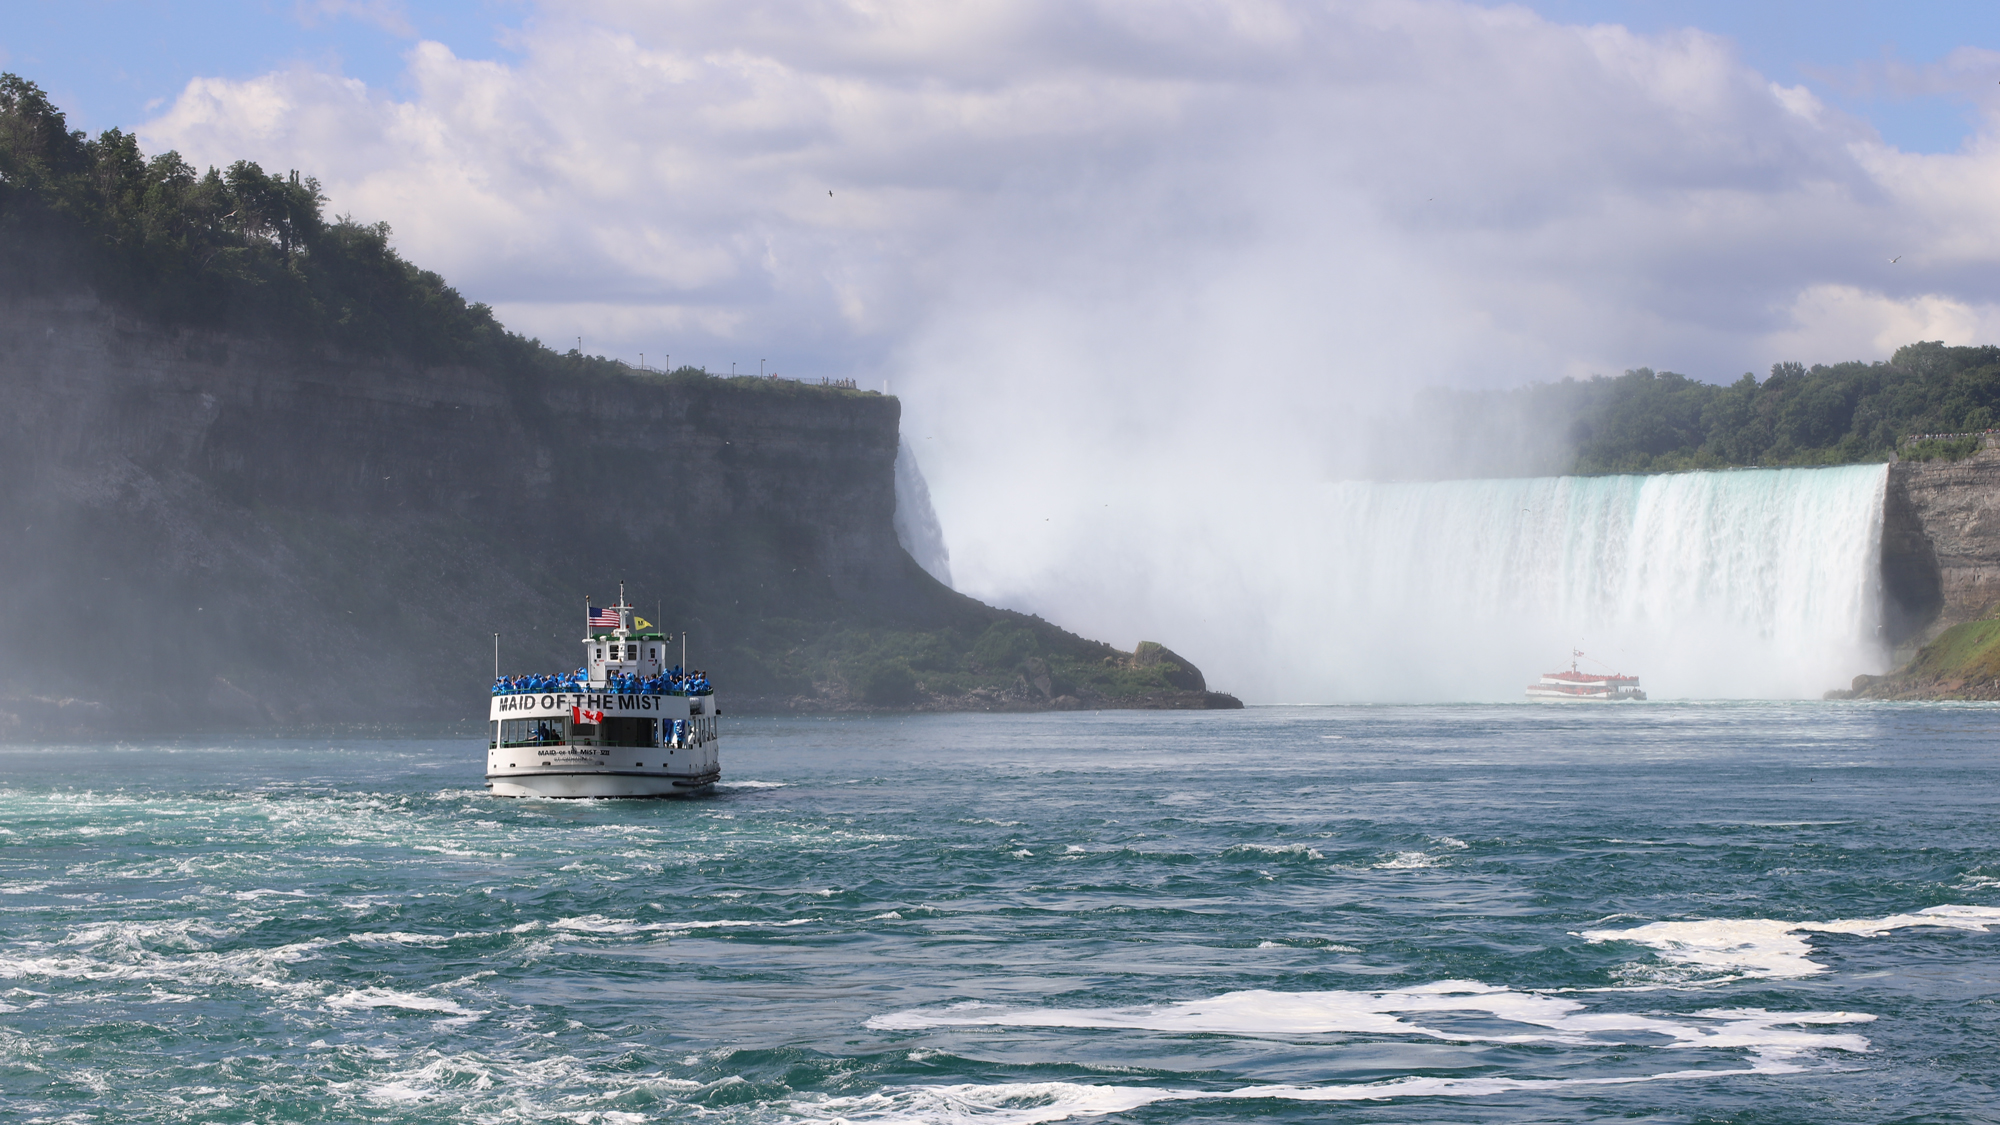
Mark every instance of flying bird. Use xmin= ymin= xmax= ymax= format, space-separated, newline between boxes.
xmin=1890 ymin=255 xmax=1902 ymax=263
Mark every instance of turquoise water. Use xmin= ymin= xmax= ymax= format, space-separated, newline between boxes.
xmin=4 ymin=705 xmax=1999 ymax=1122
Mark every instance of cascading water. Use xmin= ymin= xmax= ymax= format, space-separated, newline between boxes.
xmin=1249 ymin=464 xmax=1892 ymax=701
xmin=894 ymin=438 xmax=953 ymax=588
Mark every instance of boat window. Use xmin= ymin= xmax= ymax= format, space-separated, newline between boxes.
xmin=596 ymin=716 xmax=650 ymax=747
xmin=501 ymin=717 xmax=569 ymax=746
xmin=596 ymin=647 xmax=604 ymax=660
xmin=625 ymin=644 xmax=637 ymax=660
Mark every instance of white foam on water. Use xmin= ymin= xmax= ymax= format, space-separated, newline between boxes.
xmin=346 ymin=931 xmax=457 ymax=947
xmin=326 ymin=987 xmax=480 ymax=1018
xmin=721 ymin=780 xmax=789 ymax=790
xmin=1582 ymin=904 xmax=2000 ymax=982
xmin=794 ymin=1053 xmax=1826 ymax=1125
xmin=1802 ymin=904 xmax=2000 ymax=937
xmin=551 ymin=914 xmax=674 ymax=935
xmin=1582 ymin=918 xmax=1816 ymax=981
xmin=867 ymin=980 xmax=1871 ymax=1055
xmin=1375 ymin=851 xmax=1441 ymax=869
xmin=552 ymin=915 xmax=818 ymax=936
xmin=0 ymin=932 xmax=332 ymax=1002
xmin=1222 ymin=843 xmax=1325 ymax=861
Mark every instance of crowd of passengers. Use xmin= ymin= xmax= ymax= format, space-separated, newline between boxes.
xmin=491 ymin=667 xmax=714 ymax=696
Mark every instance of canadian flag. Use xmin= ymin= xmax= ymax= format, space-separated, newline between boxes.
xmin=572 ymin=705 xmax=605 ymax=725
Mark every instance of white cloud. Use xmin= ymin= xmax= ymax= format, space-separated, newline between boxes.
xmin=1761 ymin=284 xmax=2000 ymax=367
xmin=137 ymin=0 xmax=2000 ymax=699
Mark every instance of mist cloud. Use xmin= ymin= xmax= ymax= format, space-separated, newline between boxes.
xmin=139 ymin=0 xmax=2000 ymax=699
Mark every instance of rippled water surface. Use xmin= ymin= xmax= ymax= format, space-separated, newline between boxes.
xmin=5 ymin=704 xmax=2000 ymax=1123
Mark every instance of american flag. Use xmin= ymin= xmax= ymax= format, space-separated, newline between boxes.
xmin=588 ymin=606 xmax=621 ymax=629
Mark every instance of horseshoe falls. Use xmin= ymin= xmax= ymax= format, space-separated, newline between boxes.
xmin=1239 ymin=464 xmax=1892 ymax=701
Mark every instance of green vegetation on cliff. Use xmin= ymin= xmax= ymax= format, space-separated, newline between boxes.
xmin=1411 ymin=344 xmax=2000 ymax=477
xmin=0 ymin=72 xmax=849 ymax=398
xmin=732 ymin=623 xmax=1230 ymax=710
xmin=1847 ymin=609 xmax=2000 ymax=701
xmin=0 ymin=74 xmax=517 ymax=363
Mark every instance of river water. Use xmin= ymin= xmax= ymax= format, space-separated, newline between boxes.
xmin=4 ymin=705 xmax=1999 ymax=1123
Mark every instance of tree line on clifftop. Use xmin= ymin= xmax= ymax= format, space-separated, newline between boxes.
xmin=0 ymin=73 xmax=526 ymax=366
xmin=0 ymin=73 xmax=848 ymax=400
xmin=1400 ymin=346 xmax=2000 ymax=479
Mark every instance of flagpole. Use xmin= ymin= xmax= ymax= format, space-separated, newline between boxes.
xmin=493 ymin=632 xmax=499 ymax=679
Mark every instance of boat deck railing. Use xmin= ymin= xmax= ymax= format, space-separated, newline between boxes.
xmin=492 ymin=674 xmax=713 ymax=697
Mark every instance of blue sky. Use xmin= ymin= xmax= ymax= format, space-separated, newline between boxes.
xmin=1520 ymin=0 xmax=2000 ymax=151
xmin=7 ymin=1 xmax=2000 ymax=152
xmin=2 ymin=1 xmax=519 ymax=133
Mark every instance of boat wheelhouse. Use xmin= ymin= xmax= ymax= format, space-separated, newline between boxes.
xmin=486 ymin=587 xmax=719 ymax=797
xmin=1527 ymin=651 xmax=1646 ymax=702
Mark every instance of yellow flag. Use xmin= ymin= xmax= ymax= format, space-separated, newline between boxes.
xmin=636 ymin=616 xmax=654 ymax=629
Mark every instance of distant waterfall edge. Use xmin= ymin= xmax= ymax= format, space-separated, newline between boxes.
xmin=1262 ymin=464 xmax=1893 ymax=701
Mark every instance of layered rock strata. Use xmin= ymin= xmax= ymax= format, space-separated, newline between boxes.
xmin=1848 ymin=438 xmax=2000 ymax=698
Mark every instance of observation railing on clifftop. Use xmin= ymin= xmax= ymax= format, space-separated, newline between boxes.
xmin=1899 ymin=429 xmax=2000 ymax=446
xmin=611 ymin=359 xmax=860 ymax=389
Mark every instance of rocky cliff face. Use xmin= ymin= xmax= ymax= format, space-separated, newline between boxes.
xmin=1842 ymin=440 xmax=2000 ymax=698
xmin=0 ymin=288 xmax=939 ymax=730
xmin=0 ymin=288 xmax=1235 ymax=731
xmin=1879 ymin=440 xmax=2000 ymax=650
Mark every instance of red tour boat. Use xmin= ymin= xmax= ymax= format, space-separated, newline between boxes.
xmin=1527 ymin=651 xmax=1646 ymax=701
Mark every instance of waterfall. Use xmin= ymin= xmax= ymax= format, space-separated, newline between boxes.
xmin=1244 ymin=464 xmax=1892 ymax=701
xmin=894 ymin=438 xmax=953 ymax=588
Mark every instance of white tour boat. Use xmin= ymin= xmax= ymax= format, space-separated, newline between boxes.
xmin=486 ymin=587 xmax=719 ymax=797
xmin=1527 ymin=652 xmax=1647 ymax=702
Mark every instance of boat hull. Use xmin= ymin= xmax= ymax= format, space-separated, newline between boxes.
xmin=1525 ymin=687 xmax=1647 ymax=702
xmin=487 ymin=770 xmax=719 ymax=798
xmin=486 ymin=689 xmax=720 ymax=797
